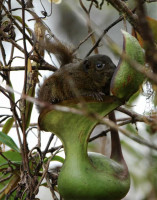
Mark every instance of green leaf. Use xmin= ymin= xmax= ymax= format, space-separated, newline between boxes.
xmin=53 ymin=155 xmax=64 ymax=163
xmin=44 ymin=155 xmax=64 ymax=164
xmin=0 ymin=151 xmax=21 ymax=199
xmin=2 ymin=117 xmax=14 ymax=135
xmin=0 ymin=151 xmax=22 ymax=166
xmin=8 ymin=79 xmax=15 ymax=102
xmin=0 ymin=174 xmax=20 ymax=200
xmin=127 ymin=90 xmax=140 ymax=106
xmin=13 ymin=15 xmax=32 ymax=36
xmin=126 ymin=124 xmax=138 ymax=135
xmin=0 ymin=132 xmax=20 ymax=152
xmin=111 ymin=30 xmax=145 ymax=100
xmin=25 ymin=70 xmax=38 ymax=129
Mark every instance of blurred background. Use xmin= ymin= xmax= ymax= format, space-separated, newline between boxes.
xmin=0 ymin=0 xmax=157 ymax=199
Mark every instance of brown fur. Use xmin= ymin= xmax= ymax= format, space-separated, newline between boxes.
xmin=44 ymin=38 xmax=76 ymax=66
xmin=37 ymin=54 xmax=116 ymax=113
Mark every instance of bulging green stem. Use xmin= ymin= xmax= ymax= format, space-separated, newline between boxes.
xmin=39 ymin=97 xmax=130 ymax=200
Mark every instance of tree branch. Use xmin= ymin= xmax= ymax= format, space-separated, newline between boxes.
xmin=136 ymin=0 xmax=157 ymax=73
xmin=106 ymin=0 xmax=140 ymax=31
xmin=0 ymin=65 xmax=56 ymax=71
xmin=117 ymin=106 xmax=153 ymax=123
xmin=86 ymin=15 xmax=123 ymax=57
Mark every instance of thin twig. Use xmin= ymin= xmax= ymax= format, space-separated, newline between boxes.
xmin=46 ymin=145 xmax=63 ymax=154
xmin=86 ymin=1 xmax=143 ymax=57
xmin=73 ymin=31 xmax=94 ymax=53
xmin=29 ymin=55 xmax=58 ymax=71
xmin=86 ymin=16 xmax=123 ymax=57
xmin=79 ymin=0 xmax=99 ymax=54
xmin=21 ymin=0 xmax=29 ymax=173
xmin=1 ymin=3 xmax=33 ymax=46
xmin=0 ymin=122 xmax=37 ymax=128
xmin=33 ymin=147 xmax=62 ymax=195
xmin=146 ymin=0 xmax=157 ymax=2
xmin=97 ymin=114 xmax=157 ymax=151
xmin=89 ymin=129 xmax=109 ymax=142
xmin=89 ymin=114 xmax=149 ymax=142
xmin=42 ymin=134 xmax=55 ymax=158
xmin=136 ymin=0 xmax=157 ymax=74
xmin=0 ymin=28 xmax=25 ymax=53
xmin=0 ymin=174 xmax=13 ymax=183
xmin=117 ymin=106 xmax=153 ymax=123
xmin=0 ymin=152 xmax=17 ymax=167
xmin=106 ymin=0 xmax=140 ymax=31
xmin=0 ymin=39 xmax=7 ymax=66
xmin=7 ymin=1 xmax=15 ymax=68
xmin=0 ymin=115 xmax=12 ymax=124
xmin=0 ymin=65 xmax=57 ymax=71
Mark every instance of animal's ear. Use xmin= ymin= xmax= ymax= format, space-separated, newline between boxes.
xmin=83 ymin=59 xmax=91 ymax=72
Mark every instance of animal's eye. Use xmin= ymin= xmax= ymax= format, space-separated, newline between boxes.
xmin=96 ymin=63 xmax=105 ymax=71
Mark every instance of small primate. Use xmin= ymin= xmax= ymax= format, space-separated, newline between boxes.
xmin=37 ymin=40 xmax=116 ymax=112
